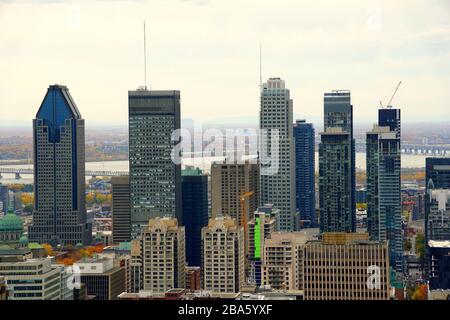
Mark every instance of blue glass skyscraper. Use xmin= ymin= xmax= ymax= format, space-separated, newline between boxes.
xmin=293 ymin=120 xmax=316 ymax=227
xmin=182 ymin=167 xmax=208 ymax=267
xmin=29 ymin=84 xmax=91 ymax=246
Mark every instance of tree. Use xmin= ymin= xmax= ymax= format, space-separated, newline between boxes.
xmin=42 ymin=243 xmax=54 ymax=256
xmin=21 ymin=193 xmax=34 ymax=207
xmin=416 ymin=233 xmax=425 ymax=259
xmin=412 ymin=284 xmax=427 ymax=300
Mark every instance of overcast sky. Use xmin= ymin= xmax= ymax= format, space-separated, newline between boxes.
xmin=0 ymin=0 xmax=449 ymax=127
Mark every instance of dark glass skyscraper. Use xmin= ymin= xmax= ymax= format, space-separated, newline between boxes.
xmin=293 ymin=120 xmax=316 ymax=227
xmin=366 ymin=125 xmax=403 ymax=274
xmin=128 ymin=89 xmax=181 ymax=238
xmin=378 ymin=109 xmax=401 ymax=138
xmin=425 ymin=158 xmax=450 ymax=244
xmin=319 ymin=90 xmax=355 ymax=232
xmin=29 ymin=84 xmax=91 ymax=246
xmin=181 ymin=167 xmax=208 ymax=267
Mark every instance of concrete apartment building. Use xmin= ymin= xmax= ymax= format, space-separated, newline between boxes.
xmin=261 ymin=231 xmax=310 ymax=291
xmin=141 ymin=217 xmax=186 ymax=292
xmin=202 ymin=216 xmax=245 ymax=293
xmin=302 ymin=232 xmax=390 ymax=300
xmin=211 ymin=161 xmax=259 ymax=224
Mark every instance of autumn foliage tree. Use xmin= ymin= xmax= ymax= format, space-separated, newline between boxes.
xmin=412 ymin=284 xmax=428 ymax=300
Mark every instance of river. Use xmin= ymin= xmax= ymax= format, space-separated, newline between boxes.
xmin=0 ymin=153 xmax=432 ymax=184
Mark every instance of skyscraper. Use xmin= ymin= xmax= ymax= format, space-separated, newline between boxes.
xmin=111 ymin=175 xmax=131 ymax=244
xmin=29 ymin=84 xmax=90 ymax=246
xmin=182 ymin=167 xmax=208 ymax=267
xmin=211 ymin=160 xmax=259 ymax=225
xmin=366 ymin=125 xmax=403 ymax=274
xmin=260 ymin=78 xmax=296 ymax=231
xmin=293 ymin=120 xmax=316 ymax=227
xmin=378 ymin=108 xmax=401 ymax=139
xmin=128 ymin=89 xmax=181 ymax=238
xmin=319 ymin=90 xmax=355 ymax=233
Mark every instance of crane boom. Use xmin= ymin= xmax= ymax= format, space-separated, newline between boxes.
xmin=387 ymin=81 xmax=402 ymax=108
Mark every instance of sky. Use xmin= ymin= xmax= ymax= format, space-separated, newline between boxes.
xmin=0 ymin=0 xmax=449 ymax=127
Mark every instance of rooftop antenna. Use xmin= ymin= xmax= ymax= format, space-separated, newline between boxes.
xmin=144 ymin=21 xmax=148 ymax=90
xmin=259 ymin=42 xmax=262 ymax=90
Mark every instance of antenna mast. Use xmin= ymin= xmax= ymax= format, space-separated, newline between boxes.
xmin=259 ymin=42 xmax=262 ymax=89
xmin=144 ymin=21 xmax=148 ymax=90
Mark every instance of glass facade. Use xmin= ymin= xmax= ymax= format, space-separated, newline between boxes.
xmin=293 ymin=120 xmax=316 ymax=227
xmin=128 ymin=89 xmax=181 ymax=238
xmin=182 ymin=169 xmax=208 ymax=267
xmin=29 ymin=85 xmax=90 ymax=246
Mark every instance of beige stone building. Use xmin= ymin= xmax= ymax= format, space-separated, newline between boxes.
xmin=141 ymin=217 xmax=185 ymax=292
xmin=302 ymin=232 xmax=390 ymax=300
xmin=261 ymin=231 xmax=310 ymax=290
xmin=202 ymin=216 xmax=245 ymax=293
xmin=211 ymin=161 xmax=259 ymax=224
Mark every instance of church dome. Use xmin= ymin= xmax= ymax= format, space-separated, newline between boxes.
xmin=0 ymin=209 xmax=23 ymax=232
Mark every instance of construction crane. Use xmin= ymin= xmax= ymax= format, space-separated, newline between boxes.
xmin=386 ymin=81 xmax=402 ymax=109
xmin=379 ymin=81 xmax=402 ymax=109
xmin=240 ymin=191 xmax=254 ymax=259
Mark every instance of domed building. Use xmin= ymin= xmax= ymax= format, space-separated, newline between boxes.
xmin=0 ymin=207 xmax=23 ymax=243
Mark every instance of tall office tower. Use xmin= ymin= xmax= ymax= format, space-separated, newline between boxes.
xmin=319 ymin=90 xmax=355 ymax=233
xmin=111 ymin=176 xmax=130 ymax=244
xmin=182 ymin=167 xmax=208 ymax=267
xmin=211 ymin=160 xmax=259 ymax=224
xmin=128 ymin=89 xmax=181 ymax=238
xmin=366 ymin=125 xmax=403 ymax=274
xmin=425 ymin=158 xmax=450 ymax=242
xmin=260 ymin=78 xmax=296 ymax=231
xmin=293 ymin=120 xmax=316 ymax=227
xmin=248 ymin=205 xmax=278 ymax=286
xmin=29 ymin=84 xmax=90 ymax=246
xmin=302 ymin=232 xmax=390 ymax=300
xmin=378 ymin=108 xmax=401 ymax=139
xmin=202 ymin=216 xmax=244 ymax=293
xmin=261 ymin=231 xmax=309 ymax=291
xmin=141 ymin=217 xmax=185 ymax=292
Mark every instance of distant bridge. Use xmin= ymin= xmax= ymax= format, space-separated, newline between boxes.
xmin=0 ymin=168 xmax=128 ymax=179
xmin=401 ymin=144 xmax=449 ymax=156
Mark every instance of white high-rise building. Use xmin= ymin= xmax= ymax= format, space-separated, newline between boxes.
xmin=260 ymin=78 xmax=296 ymax=231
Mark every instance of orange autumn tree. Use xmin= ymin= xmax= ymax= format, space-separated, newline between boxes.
xmin=412 ymin=284 xmax=428 ymax=300
xmin=42 ymin=243 xmax=54 ymax=256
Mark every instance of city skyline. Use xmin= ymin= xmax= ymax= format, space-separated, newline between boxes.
xmin=1 ymin=0 xmax=450 ymax=126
